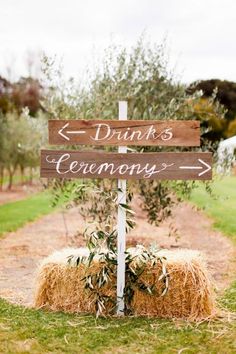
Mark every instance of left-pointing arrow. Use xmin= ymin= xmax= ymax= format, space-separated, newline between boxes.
xmin=58 ymin=123 xmax=86 ymax=141
xmin=179 ymin=158 xmax=211 ymax=176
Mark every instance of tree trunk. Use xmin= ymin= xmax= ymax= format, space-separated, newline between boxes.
xmin=30 ymin=167 xmax=33 ymax=185
xmin=0 ymin=167 xmax=3 ymax=191
xmin=7 ymin=165 xmax=17 ymax=190
xmin=20 ymin=165 xmax=25 ymax=184
xmin=8 ymin=170 xmax=13 ymax=190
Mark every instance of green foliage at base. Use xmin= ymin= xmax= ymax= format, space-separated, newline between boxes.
xmin=189 ymin=176 xmax=236 ymax=243
xmin=0 ymin=191 xmax=56 ymax=237
xmin=0 ymin=282 xmax=235 ymax=354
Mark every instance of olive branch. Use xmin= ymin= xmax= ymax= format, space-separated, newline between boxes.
xmin=67 ymin=228 xmax=169 ymax=317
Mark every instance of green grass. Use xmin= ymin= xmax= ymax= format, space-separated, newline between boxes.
xmin=0 ymin=282 xmax=235 ymax=354
xmin=189 ymin=176 xmax=236 ymax=243
xmin=0 ymin=191 xmax=56 ymax=237
xmin=2 ymin=173 xmax=31 ymax=187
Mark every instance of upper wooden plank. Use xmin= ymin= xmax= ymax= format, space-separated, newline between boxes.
xmin=48 ymin=120 xmax=200 ymax=146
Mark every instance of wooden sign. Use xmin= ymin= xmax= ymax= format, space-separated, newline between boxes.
xmin=48 ymin=120 xmax=200 ymax=146
xmin=41 ymin=150 xmax=212 ymax=180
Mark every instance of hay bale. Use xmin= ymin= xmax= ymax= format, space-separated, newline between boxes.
xmin=34 ymin=247 xmax=217 ymax=320
xmin=132 ymin=249 xmax=217 ymax=320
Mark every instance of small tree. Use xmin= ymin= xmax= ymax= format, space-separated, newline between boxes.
xmin=43 ymin=37 xmax=225 ymax=228
xmin=0 ymin=111 xmax=45 ymax=189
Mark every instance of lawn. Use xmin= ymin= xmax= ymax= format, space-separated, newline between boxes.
xmin=0 ymin=282 xmax=235 ymax=354
xmin=0 ymin=191 xmax=55 ymax=237
xmin=189 ymin=176 xmax=236 ymax=243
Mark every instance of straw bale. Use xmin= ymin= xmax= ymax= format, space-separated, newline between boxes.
xmin=34 ymin=247 xmax=217 ymax=320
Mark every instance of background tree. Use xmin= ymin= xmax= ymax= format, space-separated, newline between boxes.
xmin=0 ymin=76 xmax=13 ymax=114
xmin=0 ymin=76 xmax=43 ymax=116
xmin=0 ymin=53 xmax=46 ymax=190
xmin=11 ymin=77 xmax=43 ymax=116
xmin=0 ymin=111 xmax=46 ymax=190
xmin=188 ymin=79 xmax=236 ymax=140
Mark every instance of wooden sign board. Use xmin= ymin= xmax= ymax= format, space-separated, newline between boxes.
xmin=48 ymin=120 xmax=200 ymax=146
xmin=43 ymin=104 xmax=209 ymax=317
xmin=41 ymin=150 xmax=212 ymax=180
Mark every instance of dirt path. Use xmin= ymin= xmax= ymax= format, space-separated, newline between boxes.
xmin=0 ymin=201 xmax=235 ymax=307
xmin=0 ymin=184 xmax=41 ymax=205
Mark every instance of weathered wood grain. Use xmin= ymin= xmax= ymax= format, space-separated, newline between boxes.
xmin=48 ymin=120 xmax=200 ymax=146
xmin=41 ymin=150 xmax=212 ymax=180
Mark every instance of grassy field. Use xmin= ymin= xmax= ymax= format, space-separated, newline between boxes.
xmin=189 ymin=176 xmax=236 ymax=243
xmin=0 ymin=283 xmax=235 ymax=354
xmin=0 ymin=191 xmax=55 ymax=237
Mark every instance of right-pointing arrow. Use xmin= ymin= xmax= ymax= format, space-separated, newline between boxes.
xmin=179 ymin=158 xmax=211 ymax=176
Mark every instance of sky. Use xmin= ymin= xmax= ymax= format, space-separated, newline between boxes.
xmin=0 ymin=0 xmax=236 ymax=84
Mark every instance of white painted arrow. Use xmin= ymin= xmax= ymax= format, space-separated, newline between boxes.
xmin=179 ymin=158 xmax=211 ymax=176
xmin=58 ymin=122 xmax=86 ymax=141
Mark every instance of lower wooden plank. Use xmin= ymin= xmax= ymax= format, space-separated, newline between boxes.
xmin=40 ymin=150 xmax=212 ymax=180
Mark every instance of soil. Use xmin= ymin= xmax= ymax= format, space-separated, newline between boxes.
xmin=0 ymin=200 xmax=235 ymax=307
xmin=0 ymin=183 xmax=41 ymax=205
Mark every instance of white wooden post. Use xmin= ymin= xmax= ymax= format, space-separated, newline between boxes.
xmin=117 ymin=101 xmax=127 ymax=315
